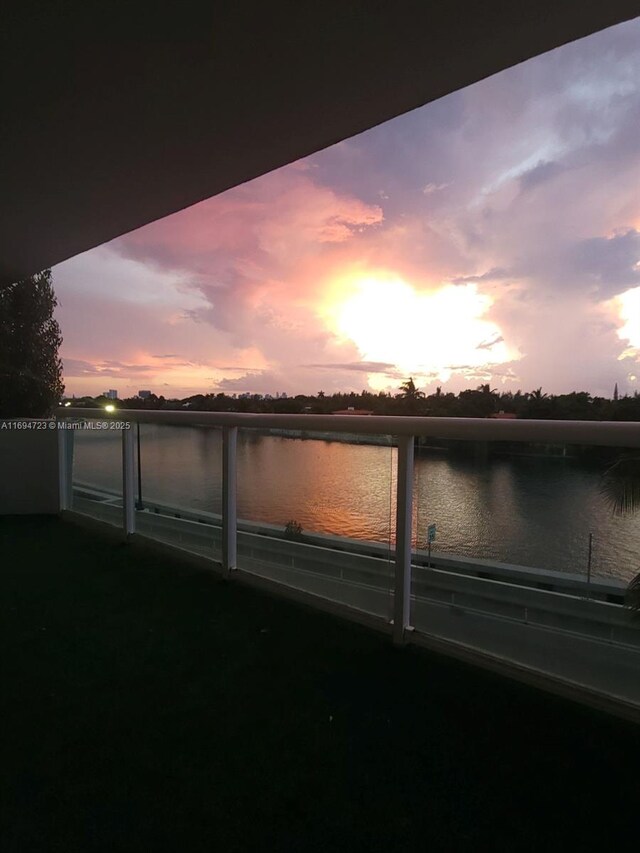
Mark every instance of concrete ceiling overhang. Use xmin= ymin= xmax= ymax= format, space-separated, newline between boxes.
xmin=1 ymin=2 xmax=639 ymax=285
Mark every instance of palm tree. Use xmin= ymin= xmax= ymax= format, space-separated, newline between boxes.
xmin=399 ymin=377 xmax=425 ymax=401
xmin=600 ymin=455 xmax=640 ymax=611
xmin=526 ymin=387 xmax=552 ymax=419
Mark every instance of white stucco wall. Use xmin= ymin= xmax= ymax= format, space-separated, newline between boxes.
xmin=0 ymin=421 xmax=59 ymax=514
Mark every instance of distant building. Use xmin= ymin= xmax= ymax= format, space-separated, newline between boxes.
xmin=489 ymin=411 xmax=517 ymax=419
xmin=331 ymin=407 xmax=374 ymax=415
xmin=103 ymin=389 xmax=118 ymax=399
xmin=138 ymin=390 xmax=152 ymax=399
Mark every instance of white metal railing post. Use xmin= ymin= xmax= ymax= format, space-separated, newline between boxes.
xmin=393 ymin=434 xmax=414 ymax=643
xmin=57 ymin=420 xmax=74 ymax=511
xmin=122 ymin=426 xmax=136 ymax=535
xmin=222 ymin=426 xmax=238 ymax=571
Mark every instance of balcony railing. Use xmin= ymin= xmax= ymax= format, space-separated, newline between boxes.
xmin=54 ymin=408 xmax=640 ymax=720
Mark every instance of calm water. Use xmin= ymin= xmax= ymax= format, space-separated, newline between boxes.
xmin=73 ymin=424 xmax=640 ymax=582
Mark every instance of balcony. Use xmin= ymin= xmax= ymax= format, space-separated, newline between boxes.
xmin=4 ymin=409 xmax=638 ymax=717
xmin=3 ymin=512 xmax=639 ymax=850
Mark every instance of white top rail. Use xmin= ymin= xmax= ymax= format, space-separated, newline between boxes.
xmin=55 ymin=408 xmax=640 ymax=447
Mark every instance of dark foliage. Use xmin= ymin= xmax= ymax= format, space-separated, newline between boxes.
xmin=0 ymin=269 xmax=64 ymax=417
xmin=100 ymin=382 xmax=640 ymax=422
xmin=283 ymin=519 xmax=304 ymax=540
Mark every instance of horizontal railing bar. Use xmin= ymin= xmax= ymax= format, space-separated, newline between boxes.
xmin=55 ymin=408 xmax=640 ymax=447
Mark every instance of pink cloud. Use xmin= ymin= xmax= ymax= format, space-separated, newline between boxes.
xmin=115 ymin=168 xmax=383 ymax=275
xmin=106 ymin=166 xmax=383 ymax=368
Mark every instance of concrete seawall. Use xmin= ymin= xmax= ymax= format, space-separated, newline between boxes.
xmin=73 ymin=481 xmax=627 ymax=604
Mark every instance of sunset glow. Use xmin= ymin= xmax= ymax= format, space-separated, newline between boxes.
xmin=616 ymin=287 xmax=640 ymax=349
xmin=324 ymin=275 xmax=513 ymax=386
xmin=52 ymin=18 xmax=640 ymax=399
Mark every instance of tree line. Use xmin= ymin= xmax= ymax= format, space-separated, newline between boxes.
xmin=71 ymin=379 xmax=640 ymax=421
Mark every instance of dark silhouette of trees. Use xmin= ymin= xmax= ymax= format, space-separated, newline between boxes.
xmin=0 ymin=269 xmax=64 ymax=417
xmin=457 ymin=384 xmax=499 ymax=418
xmin=396 ymin=377 xmax=426 ymax=414
xmin=103 ymin=380 xmax=640 ymax=423
xmin=398 ymin=377 xmax=424 ymax=401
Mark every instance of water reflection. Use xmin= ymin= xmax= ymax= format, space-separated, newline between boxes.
xmin=72 ymin=426 xmax=640 ymax=581
xmin=236 ymin=433 xmax=394 ymax=542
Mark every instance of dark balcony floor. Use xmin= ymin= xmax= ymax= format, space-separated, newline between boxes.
xmin=1 ymin=516 xmax=639 ymax=852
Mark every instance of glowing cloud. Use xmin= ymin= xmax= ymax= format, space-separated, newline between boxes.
xmin=322 ymin=274 xmax=515 ymax=387
xmin=616 ymin=286 xmax=640 ymax=350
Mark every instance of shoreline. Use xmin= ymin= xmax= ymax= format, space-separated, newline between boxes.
xmin=247 ymin=428 xmax=593 ymax=460
xmin=73 ymin=480 xmax=628 ymax=595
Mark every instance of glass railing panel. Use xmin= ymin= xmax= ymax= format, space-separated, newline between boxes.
xmin=409 ymin=439 xmax=640 ymax=705
xmin=235 ymin=427 xmax=395 ymax=620
xmin=410 ymin=440 xmax=640 ymax=589
xmin=133 ymin=423 xmax=223 ymax=561
xmin=70 ymin=419 xmax=124 ymax=527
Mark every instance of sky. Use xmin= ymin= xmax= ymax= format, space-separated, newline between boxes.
xmin=53 ymin=17 xmax=640 ymax=400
